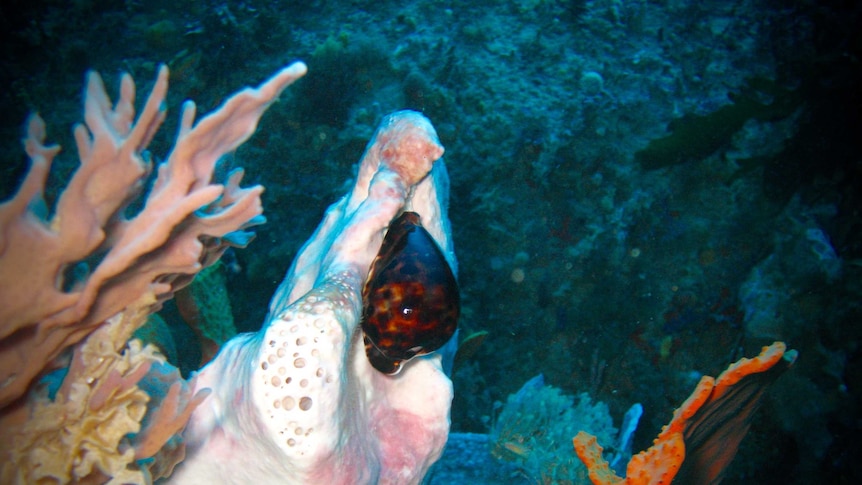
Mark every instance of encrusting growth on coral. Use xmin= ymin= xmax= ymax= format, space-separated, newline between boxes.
xmin=574 ymin=342 xmax=796 ymax=484
xmin=0 ymin=294 xmax=208 ymax=483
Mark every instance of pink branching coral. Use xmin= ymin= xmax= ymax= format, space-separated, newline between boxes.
xmin=0 ymin=62 xmax=307 ymax=409
xmin=0 ymin=61 xmax=308 ymax=483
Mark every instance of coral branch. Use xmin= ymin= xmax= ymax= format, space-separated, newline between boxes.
xmin=134 ymin=379 xmax=211 ymax=460
xmin=0 ymin=297 xmax=156 ymax=484
xmin=574 ymin=342 xmax=796 ymax=484
xmin=0 ymin=61 xmax=307 ymax=409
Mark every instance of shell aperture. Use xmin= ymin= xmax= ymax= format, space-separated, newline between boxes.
xmin=361 ymin=211 xmax=460 ymax=375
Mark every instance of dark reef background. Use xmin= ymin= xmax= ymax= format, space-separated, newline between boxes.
xmin=2 ymin=1 xmax=860 ymax=483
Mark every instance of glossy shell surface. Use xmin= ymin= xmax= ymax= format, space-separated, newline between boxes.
xmin=361 ymin=211 xmax=459 ymax=375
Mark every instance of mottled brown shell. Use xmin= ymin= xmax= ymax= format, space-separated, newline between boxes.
xmin=361 ymin=211 xmax=460 ymax=375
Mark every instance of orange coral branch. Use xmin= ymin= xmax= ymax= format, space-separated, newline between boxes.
xmin=575 ymin=342 xmax=796 ymax=485
xmin=573 ymin=431 xmax=624 ymax=485
xmin=573 ymin=429 xmax=684 ymax=485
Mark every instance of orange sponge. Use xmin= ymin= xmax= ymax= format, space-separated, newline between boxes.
xmin=574 ymin=342 xmax=796 ymax=484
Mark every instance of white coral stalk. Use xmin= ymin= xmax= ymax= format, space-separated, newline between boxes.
xmin=174 ymin=111 xmax=455 ymax=485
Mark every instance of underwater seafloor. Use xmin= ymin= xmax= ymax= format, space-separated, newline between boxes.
xmin=1 ymin=0 xmax=860 ymax=483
